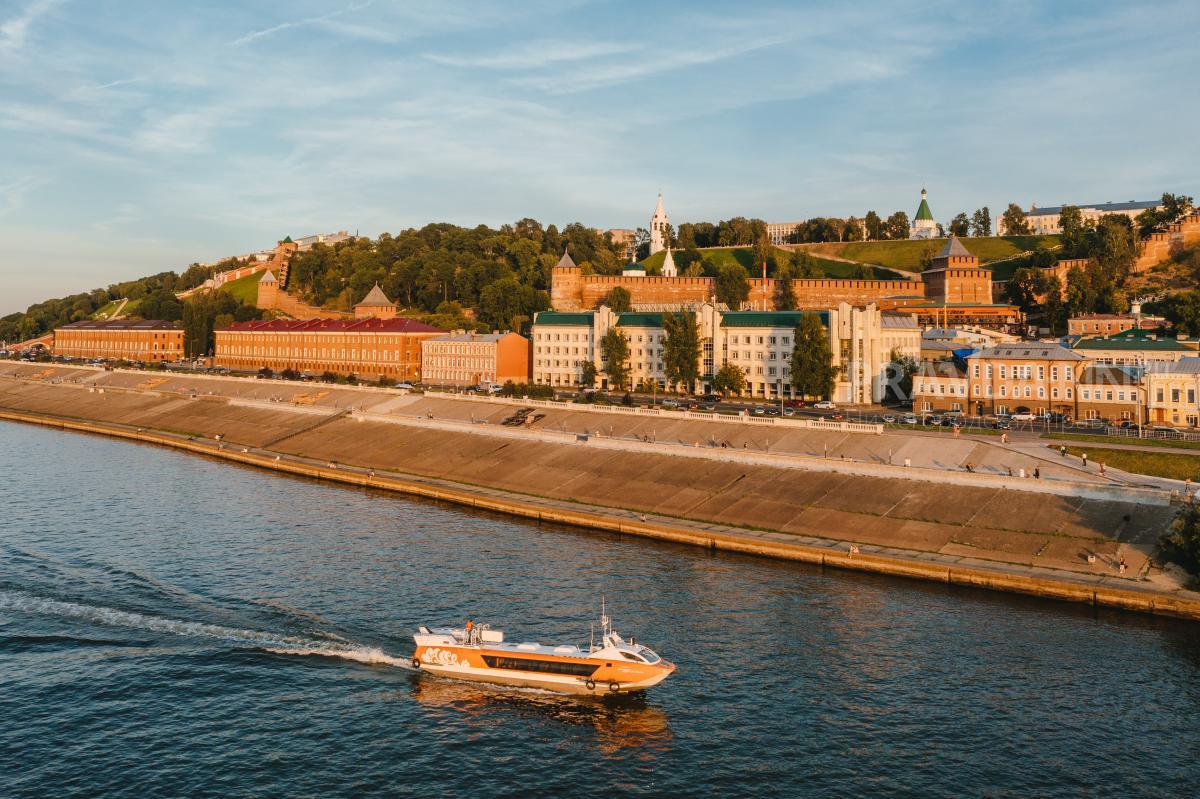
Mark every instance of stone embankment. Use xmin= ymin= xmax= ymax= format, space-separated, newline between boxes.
xmin=2 ymin=362 xmax=1199 ymax=621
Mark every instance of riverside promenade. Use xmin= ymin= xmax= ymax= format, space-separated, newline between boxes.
xmin=2 ymin=362 xmax=1198 ymax=619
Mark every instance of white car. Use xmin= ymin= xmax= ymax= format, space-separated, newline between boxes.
xmin=813 ymin=400 xmax=837 ymax=410
xmin=395 ymin=382 xmax=414 ymax=390
xmin=1010 ymin=412 xmax=1037 ymax=422
xmin=485 ymin=384 xmax=503 ymax=394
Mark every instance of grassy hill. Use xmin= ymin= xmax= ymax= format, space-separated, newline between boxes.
xmin=638 ymin=247 xmax=895 ymax=279
xmin=220 ymin=272 xmax=261 ymax=305
xmin=804 ymin=235 xmax=1061 ymax=273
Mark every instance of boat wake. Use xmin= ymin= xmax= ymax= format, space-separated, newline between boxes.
xmin=0 ymin=589 xmax=412 ymax=669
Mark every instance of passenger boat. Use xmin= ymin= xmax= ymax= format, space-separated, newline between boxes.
xmin=411 ymin=607 xmax=674 ymax=695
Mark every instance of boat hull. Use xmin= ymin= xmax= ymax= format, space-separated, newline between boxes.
xmin=412 ymin=644 xmax=674 ymax=695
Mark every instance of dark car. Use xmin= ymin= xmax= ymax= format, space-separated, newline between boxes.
xmin=701 ymin=394 xmax=719 ymax=403
xmin=992 ymin=419 xmax=1010 ymax=430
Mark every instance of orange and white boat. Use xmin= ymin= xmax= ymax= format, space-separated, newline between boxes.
xmin=411 ymin=607 xmax=674 ymax=696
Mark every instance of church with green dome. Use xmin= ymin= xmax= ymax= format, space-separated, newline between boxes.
xmin=909 ymin=188 xmax=937 ymax=239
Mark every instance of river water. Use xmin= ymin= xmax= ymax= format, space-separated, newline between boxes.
xmin=1 ymin=422 xmax=1198 ymax=797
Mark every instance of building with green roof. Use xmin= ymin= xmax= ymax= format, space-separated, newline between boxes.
xmin=910 ymin=188 xmax=937 ymax=240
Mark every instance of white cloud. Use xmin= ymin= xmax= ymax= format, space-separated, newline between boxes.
xmin=0 ymin=0 xmax=58 ymax=52
xmin=0 ymin=175 xmax=45 ymax=217
xmin=228 ymin=0 xmax=375 ymax=47
xmin=425 ymin=40 xmax=635 ymax=70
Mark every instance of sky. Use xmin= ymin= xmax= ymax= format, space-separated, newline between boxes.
xmin=1 ymin=0 xmax=1198 ymax=314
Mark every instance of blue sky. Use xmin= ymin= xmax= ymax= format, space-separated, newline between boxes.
xmin=1 ymin=0 xmax=1198 ymax=314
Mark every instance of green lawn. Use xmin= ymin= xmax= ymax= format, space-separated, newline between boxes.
xmin=93 ymin=300 xmax=122 ymax=319
xmin=1050 ymin=445 xmax=1200 ymax=481
xmin=221 ymin=272 xmax=261 ymax=305
xmin=1043 ymin=432 xmax=1200 ymax=452
xmin=806 ymin=235 xmax=1061 ymax=273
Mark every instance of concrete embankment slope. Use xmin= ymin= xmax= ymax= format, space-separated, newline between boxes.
xmin=1 ymin=368 xmax=1198 ymax=620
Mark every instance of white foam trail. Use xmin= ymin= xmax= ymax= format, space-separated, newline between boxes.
xmin=0 ymin=590 xmax=411 ymax=668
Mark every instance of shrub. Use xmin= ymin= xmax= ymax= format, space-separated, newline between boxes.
xmin=1160 ymin=505 xmax=1200 ymax=576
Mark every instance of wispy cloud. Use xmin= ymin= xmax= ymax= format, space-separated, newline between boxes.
xmin=0 ymin=0 xmax=58 ymax=51
xmin=425 ymin=40 xmax=635 ymax=70
xmin=228 ymin=1 xmax=375 ymax=47
xmin=0 ymin=176 xmax=46 ymax=217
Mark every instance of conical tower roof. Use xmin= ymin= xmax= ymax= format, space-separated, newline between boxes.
xmin=653 ymin=192 xmax=665 ymax=217
xmin=259 ymin=269 xmax=277 ymax=284
xmin=914 ymin=188 xmax=934 ymax=222
xmin=662 ymin=246 xmax=677 ymax=277
xmin=937 ymin=234 xmax=972 ymax=258
xmin=356 ymin=282 xmax=394 ymax=307
xmin=555 ymin=248 xmax=577 ymax=269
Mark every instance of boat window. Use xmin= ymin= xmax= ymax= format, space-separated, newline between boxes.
xmin=636 ymin=646 xmax=661 ymax=665
xmin=620 ymin=651 xmax=644 ymax=662
xmin=482 ymin=655 xmax=598 ymax=677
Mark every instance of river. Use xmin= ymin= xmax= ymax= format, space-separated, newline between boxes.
xmin=1 ymin=422 xmax=1197 ymax=797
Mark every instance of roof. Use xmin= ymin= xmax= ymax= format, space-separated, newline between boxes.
xmin=915 ymin=360 xmax=967 ymax=378
xmin=720 ymin=310 xmax=828 ymax=328
xmin=555 ymin=249 xmax=577 ymax=270
xmin=1029 ymin=200 xmax=1161 ymax=217
xmin=221 ymin=318 xmax=443 ymax=334
xmin=937 ymin=235 xmax=973 ymax=259
xmin=259 ymin=270 xmax=277 ymax=284
xmin=914 ymin=190 xmax=934 ymax=222
xmin=968 ymin=343 xmax=1084 ymax=361
xmin=355 ymin=283 xmax=394 ymax=307
xmin=1072 ymin=336 xmax=1191 ymax=352
xmin=426 ymin=331 xmax=519 ymax=343
xmin=921 ymin=340 xmax=960 ymax=351
xmin=1079 ymin=364 xmax=1144 ymax=385
xmin=616 ymin=312 xmax=664 ymax=327
xmin=533 ymin=311 xmax=594 ymax=327
xmin=1162 ymin=358 xmax=1200 ymax=374
xmin=881 ymin=312 xmax=919 ymax=329
xmin=58 ymin=319 xmax=179 ymax=331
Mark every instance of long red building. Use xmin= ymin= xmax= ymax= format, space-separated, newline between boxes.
xmin=214 ymin=317 xmax=444 ymax=382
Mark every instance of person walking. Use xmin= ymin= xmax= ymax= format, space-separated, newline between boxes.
xmin=1060 ymin=445 xmax=1067 ymax=458
xmin=1034 ymin=467 xmax=1041 ymax=479
xmin=1099 ymin=462 xmax=1106 ymax=477
xmin=1081 ymin=452 xmax=1088 ymax=468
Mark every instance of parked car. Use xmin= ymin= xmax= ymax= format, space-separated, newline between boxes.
xmin=992 ymin=419 xmax=1010 ymax=429
xmin=881 ymin=414 xmax=897 ymax=424
xmin=660 ymin=398 xmax=680 ymax=408
xmin=701 ymin=402 xmax=717 ymax=411
xmin=395 ymin=381 xmax=414 ymax=390
xmin=813 ymin=400 xmax=836 ymax=410
xmin=752 ymin=405 xmax=766 ymax=415
xmin=764 ymin=406 xmax=781 ymax=416
xmin=701 ymin=394 xmax=719 ymax=403
xmin=782 ymin=407 xmax=796 ymax=417
xmin=1010 ymin=412 xmax=1037 ymax=422
xmin=829 ymin=412 xmax=845 ymax=420
xmin=901 ymin=414 xmax=919 ymax=425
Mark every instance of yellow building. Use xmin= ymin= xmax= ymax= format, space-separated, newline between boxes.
xmin=1146 ymin=359 xmax=1200 ymax=427
xmin=54 ymin=320 xmax=184 ymax=362
xmin=420 ymin=331 xmax=532 ymax=387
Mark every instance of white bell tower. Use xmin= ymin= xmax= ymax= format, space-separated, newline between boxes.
xmin=650 ymin=193 xmax=669 ymax=255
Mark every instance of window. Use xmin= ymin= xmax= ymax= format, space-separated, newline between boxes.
xmin=481 ymin=656 xmax=598 ymax=677
xmin=1172 ymin=388 xmax=1181 ymax=403
xmin=1189 ymin=388 xmax=1197 ymax=405
xmin=1000 ymin=365 xmax=1007 ymax=379
xmin=1038 ymin=366 xmax=1045 ymax=380
xmin=1157 ymin=388 xmax=1165 ymax=403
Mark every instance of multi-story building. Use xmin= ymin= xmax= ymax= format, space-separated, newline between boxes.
xmin=765 ymin=221 xmax=803 ymax=245
xmin=530 ymin=302 xmax=919 ymax=403
xmin=1068 ymin=313 xmax=1167 ymax=337
xmin=53 ymin=319 xmax=184 ymax=362
xmin=1002 ymin=200 xmax=1162 ymax=235
xmin=1146 ymin=359 xmax=1200 ymax=427
xmin=214 ymin=318 xmax=444 ymax=382
xmin=420 ymin=331 xmax=531 ymax=387
xmin=1070 ymin=329 xmax=1196 ymax=366
xmin=912 ymin=362 xmax=969 ymax=412
xmin=1076 ymin=365 xmax=1144 ymax=423
xmin=960 ymin=342 xmax=1085 ymax=416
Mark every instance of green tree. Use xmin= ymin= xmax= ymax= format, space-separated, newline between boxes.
xmin=1147 ymin=291 xmax=1200 ymax=335
xmin=662 ymin=311 xmax=701 ymax=390
xmin=790 ymin=250 xmax=820 ymax=278
xmin=949 ymin=212 xmax=970 ymax=237
xmin=864 ymin=210 xmax=885 ymax=240
xmin=775 ymin=262 xmax=798 ymax=310
xmin=1059 ymin=205 xmax=1086 ymax=256
xmin=752 ymin=232 xmax=773 ymax=273
xmin=1136 ymin=192 xmax=1195 ymax=238
xmin=1065 ymin=263 xmax=1095 ymax=315
xmin=790 ymin=314 xmax=837 ymax=399
xmin=885 ymin=348 xmax=918 ymax=404
xmin=842 ymin=216 xmax=863 ymax=242
xmin=605 ymin=286 xmax=632 ymax=313
xmin=971 ymin=207 xmax=992 ymax=237
xmin=1160 ymin=505 xmax=1200 ymax=576
xmin=715 ymin=263 xmax=751 ymax=308
xmin=579 ymin=360 xmax=598 ymax=388
xmin=1041 ymin=276 xmax=1066 ymax=333
xmin=1007 ymin=267 xmax=1042 ymax=311
xmin=712 ymin=363 xmax=747 ymax=396
xmin=884 ymin=211 xmax=910 ymax=240
xmin=1001 ymin=203 xmax=1032 ymax=235
xmin=600 ymin=327 xmax=630 ymax=390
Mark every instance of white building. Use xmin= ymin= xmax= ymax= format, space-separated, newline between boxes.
xmin=531 ymin=303 xmax=920 ymax=403
xmin=765 ymin=221 xmax=803 ymax=245
xmin=650 ymin=193 xmax=670 ymax=255
xmin=1005 ymin=200 xmax=1162 ymax=235
xmin=909 ymin=188 xmax=937 ymax=239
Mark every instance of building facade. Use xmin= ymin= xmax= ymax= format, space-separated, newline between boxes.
xmin=1076 ymin=365 xmax=1143 ymax=423
xmin=1070 ymin=330 xmax=1195 ymax=366
xmin=766 ymin=221 xmax=803 ymax=245
xmin=420 ymin=331 xmax=531 ymax=387
xmin=649 ymin=194 xmax=669 ymax=255
xmin=531 ymin=303 xmax=919 ymax=403
xmin=214 ymin=318 xmax=444 ymax=381
xmin=1005 ymin=200 xmax=1162 ymax=235
xmin=1146 ymin=359 xmax=1200 ymax=427
xmin=909 ymin=188 xmax=937 ymax=239
xmin=53 ymin=319 xmax=184 ymax=362
xmin=1068 ymin=313 xmax=1166 ymax=337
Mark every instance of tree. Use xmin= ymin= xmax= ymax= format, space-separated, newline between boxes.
xmin=715 ymin=263 xmax=751 ymax=308
xmin=775 ymin=263 xmax=797 ymax=310
xmin=884 ymin=211 xmax=910 ymax=240
xmin=1001 ymin=203 xmax=1032 ymax=235
xmin=1147 ymin=291 xmax=1200 ymax=336
xmin=949 ymin=213 xmax=970 ymax=237
xmin=971 ymin=207 xmax=992 ymax=237
xmin=579 ymin=360 xmax=598 ymax=388
xmin=605 ymin=286 xmax=632 ymax=313
xmin=1041 ymin=276 xmax=1066 ymax=334
xmin=1159 ymin=504 xmax=1200 ymax=576
xmin=884 ymin=348 xmax=918 ymax=404
xmin=1007 ymin=267 xmax=1042 ymax=311
xmin=790 ymin=250 xmax=820 ymax=278
xmin=864 ymin=210 xmax=884 ymax=241
xmin=790 ymin=314 xmax=837 ymax=399
xmin=1135 ymin=192 xmax=1195 ymax=238
xmin=752 ymin=232 xmax=772 ymax=274
xmin=600 ymin=328 xmax=630 ymax=390
xmin=1059 ymin=205 xmax=1086 ymax=256
xmin=662 ymin=311 xmax=701 ymax=390
xmin=842 ymin=216 xmax=863 ymax=242
xmin=712 ymin=363 xmax=747 ymax=396
xmin=1065 ymin=263 xmax=1095 ymax=315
